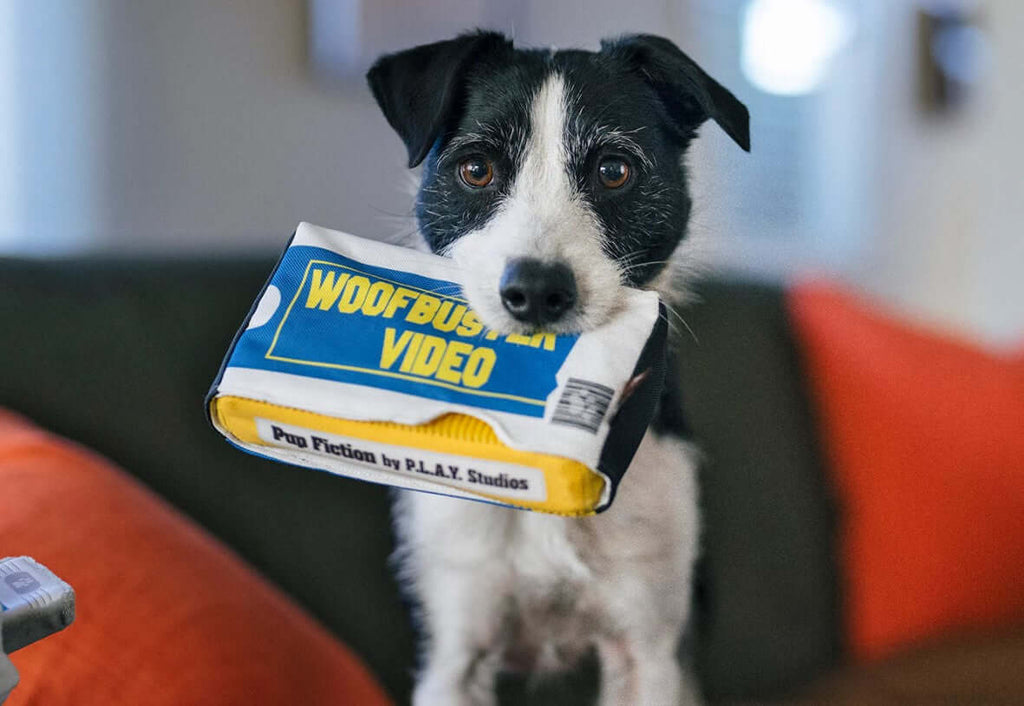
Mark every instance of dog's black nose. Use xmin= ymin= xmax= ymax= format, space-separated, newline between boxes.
xmin=499 ymin=258 xmax=577 ymax=326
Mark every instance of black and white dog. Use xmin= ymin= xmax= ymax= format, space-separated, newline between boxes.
xmin=367 ymin=32 xmax=749 ymax=706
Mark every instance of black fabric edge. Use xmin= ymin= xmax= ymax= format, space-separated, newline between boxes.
xmin=594 ymin=302 xmax=669 ymax=512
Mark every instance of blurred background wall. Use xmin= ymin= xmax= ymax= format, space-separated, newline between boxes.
xmin=1 ymin=0 xmax=1021 ymax=346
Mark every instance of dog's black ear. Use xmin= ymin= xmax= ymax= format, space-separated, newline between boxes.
xmin=602 ymin=34 xmax=750 ymax=152
xmin=367 ymin=31 xmax=512 ymax=168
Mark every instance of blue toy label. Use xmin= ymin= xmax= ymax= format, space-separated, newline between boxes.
xmin=229 ymin=246 xmax=578 ymax=417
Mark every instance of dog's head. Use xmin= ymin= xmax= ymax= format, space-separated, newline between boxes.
xmin=368 ymin=32 xmax=749 ymax=335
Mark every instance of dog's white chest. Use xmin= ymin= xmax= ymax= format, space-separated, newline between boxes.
xmin=400 ymin=490 xmax=591 ymax=583
xmin=395 ymin=428 xmax=701 ymax=607
xmin=505 ymin=511 xmax=594 ymax=597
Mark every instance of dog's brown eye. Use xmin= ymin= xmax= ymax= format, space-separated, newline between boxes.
xmin=459 ymin=156 xmax=494 ymax=188
xmin=598 ymin=157 xmax=631 ymax=189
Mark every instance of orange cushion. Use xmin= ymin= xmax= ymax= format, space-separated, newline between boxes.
xmin=0 ymin=410 xmax=392 ymax=706
xmin=788 ymin=283 xmax=1024 ymax=661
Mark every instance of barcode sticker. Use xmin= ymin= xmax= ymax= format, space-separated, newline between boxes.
xmin=551 ymin=378 xmax=614 ymax=434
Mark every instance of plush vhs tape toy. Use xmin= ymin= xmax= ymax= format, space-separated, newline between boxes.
xmin=208 ymin=223 xmax=667 ymax=516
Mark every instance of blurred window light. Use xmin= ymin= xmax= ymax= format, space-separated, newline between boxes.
xmin=741 ymin=0 xmax=853 ymax=95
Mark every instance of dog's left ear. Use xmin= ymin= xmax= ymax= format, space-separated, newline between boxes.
xmin=367 ymin=31 xmax=512 ymax=168
xmin=602 ymin=34 xmax=750 ymax=152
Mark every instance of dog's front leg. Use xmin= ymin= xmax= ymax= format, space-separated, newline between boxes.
xmin=411 ymin=560 xmax=509 ymax=706
xmin=588 ymin=431 xmax=703 ymax=705
xmin=597 ymin=634 xmax=695 ymax=706
xmin=397 ymin=491 xmax=513 ymax=706
xmin=413 ymin=583 xmax=504 ymax=706
xmin=630 ymin=638 xmax=696 ymax=706
xmin=596 ymin=636 xmax=635 ymax=706
xmin=414 ymin=637 xmax=502 ymax=706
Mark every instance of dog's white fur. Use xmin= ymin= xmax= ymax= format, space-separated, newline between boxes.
xmin=444 ymin=76 xmax=624 ymax=336
xmin=397 ymin=74 xmax=703 ymax=705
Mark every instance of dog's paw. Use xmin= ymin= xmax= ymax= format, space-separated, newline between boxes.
xmin=413 ymin=682 xmax=496 ymax=706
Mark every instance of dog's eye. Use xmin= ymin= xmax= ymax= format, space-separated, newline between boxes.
xmin=597 ymin=157 xmax=631 ymax=189
xmin=458 ymin=156 xmax=494 ymax=188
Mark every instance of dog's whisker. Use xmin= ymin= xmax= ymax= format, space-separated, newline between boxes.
xmin=369 ymin=203 xmax=418 ymax=219
xmin=619 ymin=259 xmax=676 ymax=274
xmin=662 ymin=301 xmax=699 ymax=345
xmin=656 ymin=308 xmax=684 ymax=340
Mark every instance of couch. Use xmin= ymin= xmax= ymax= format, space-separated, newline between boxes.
xmin=1 ymin=255 xmax=1019 ymax=704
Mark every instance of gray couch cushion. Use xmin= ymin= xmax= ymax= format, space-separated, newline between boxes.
xmin=675 ymin=280 xmax=839 ymax=699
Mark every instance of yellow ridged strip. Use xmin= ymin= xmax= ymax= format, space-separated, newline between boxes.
xmin=211 ymin=396 xmax=605 ymax=516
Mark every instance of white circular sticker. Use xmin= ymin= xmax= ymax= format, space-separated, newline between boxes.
xmin=247 ymin=285 xmax=281 ymax=329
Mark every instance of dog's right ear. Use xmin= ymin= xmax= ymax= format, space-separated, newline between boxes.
xmin=367 ymin=31 xmax=511 ymax=168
